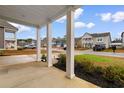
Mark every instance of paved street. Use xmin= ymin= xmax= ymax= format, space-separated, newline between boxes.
xmin=75 ymin=49 xmax=124 ymax=58
xmin=43 ymin=48 xmax=124 ymax=58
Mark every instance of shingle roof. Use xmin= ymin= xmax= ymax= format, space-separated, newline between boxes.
xmin=90 ymin=32 xmax=110 ymax=37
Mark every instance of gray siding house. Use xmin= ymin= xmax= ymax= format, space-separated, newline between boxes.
xmin=0 ymin=19 xmax=18 ymax=50
xmin=76 ymin=32 xmax=111 ymax=48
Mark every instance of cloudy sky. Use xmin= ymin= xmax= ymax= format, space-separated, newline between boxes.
xmin=8 ymin=5 xmax=124 ymax=40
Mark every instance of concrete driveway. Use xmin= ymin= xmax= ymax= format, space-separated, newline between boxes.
xmin=0 ymin=55 xmax=36 ymax=66
xmin=75 ymin=49 xmax=124 ymax=58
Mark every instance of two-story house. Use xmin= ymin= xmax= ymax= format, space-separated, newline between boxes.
xmin=76 ymin=32 xmax=111 ymax=48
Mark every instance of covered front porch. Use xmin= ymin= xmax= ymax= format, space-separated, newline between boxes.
xmin=0 ymin=5 xmax=79 ymax=79
xmin=0 ymin=58 xmax=98 ymax=88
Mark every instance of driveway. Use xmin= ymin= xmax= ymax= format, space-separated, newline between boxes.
xmin=75 ymin=49 xmax=124 ymax=58
xmin=0 ymin=55 xmax=36 ymax=66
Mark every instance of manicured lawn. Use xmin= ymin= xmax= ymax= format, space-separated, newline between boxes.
xmin=75 ymin=54 xmax=124 ymax=68
xmin=75 ymin=54 xmax=113 ymax=62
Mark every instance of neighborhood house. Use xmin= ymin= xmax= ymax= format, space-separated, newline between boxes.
xmin=76 ymin=32 xmax=111 ymax=48
xmin=0 ymin=19 xmax=18 ymax=50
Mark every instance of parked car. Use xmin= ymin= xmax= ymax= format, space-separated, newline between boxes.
xmin=24 ymin=45 xmax=36 ymax=49
xmin=93 ymin=44 xmax=106 ymax=51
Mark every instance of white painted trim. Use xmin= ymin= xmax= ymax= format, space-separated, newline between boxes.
xmin=47 ymin=22 xmax=52 ymax=67
xmin=36 ymin=27 xmax=41 ymax=62
xmin=14 ymin=32 xmax=17 ymax=50
xmin=3 ymin=27 xmax=5 ymax=49
xmin=4 ymin=28 xmax=17 ymax=32
xmin=66 ymin=9 xmax=75 ymax=79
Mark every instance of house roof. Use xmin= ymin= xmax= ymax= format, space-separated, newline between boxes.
xmin=0 ymin=19 xmax=18 ymax=32
xmin=90 ymin=32 xmax=110 ymax=37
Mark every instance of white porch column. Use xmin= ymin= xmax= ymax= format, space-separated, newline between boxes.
xmin=47 ymin=22 xmax=52 ymax=67
xmin=66 ymin=8 xmax=75 ymax=79
xmin=14 ymin=32 xmax=17 ymax=50
xmin=36 ymin=27 xmax=41 ymax=62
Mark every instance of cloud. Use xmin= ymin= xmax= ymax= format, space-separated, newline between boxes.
xmin=56 ymin=8 xmax=84 ymax=23
xmin=112 ymin=11 xmax=124 ymax=22
xmin=86 ymin=22 xmax=95 ymax=29
xmin=97 ymin=13 xmax=112 ymax=22
xmin=8 ymin=22 xmax=32 ymax=33
xmin=98 ymin=11 xmax=124 ymax=22
xmin=74 ymin=22 xmax=95 ymax=29
xmin=74 ymin=22 xmax=86 ymax=29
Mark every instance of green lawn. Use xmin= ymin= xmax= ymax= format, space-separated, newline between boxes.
xmin=75 ymin=54 xmax=113 ymax=62
xmin=75 ymin=54 xmax=124 ymax=68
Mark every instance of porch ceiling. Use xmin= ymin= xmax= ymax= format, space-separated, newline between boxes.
xmin=0 ymin=5 xmax=81 ymax=27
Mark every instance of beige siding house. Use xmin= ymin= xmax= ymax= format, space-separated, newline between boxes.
xmin=0 ymin=19 xmax=18 ymax=50
xmin=76 ymin=32 xmax=111 ymax=48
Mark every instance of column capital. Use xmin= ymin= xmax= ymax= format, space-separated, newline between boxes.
xmin=66 ymin=5 xmax=75 ymax=12
xmin=36 ymin=25 xmax=41 ymax=29
xmin=47 ymin=18 xmax=52 ymax=23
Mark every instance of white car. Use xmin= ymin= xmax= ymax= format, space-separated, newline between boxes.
xmin=24 ymin=45 xmax=36 ymax=49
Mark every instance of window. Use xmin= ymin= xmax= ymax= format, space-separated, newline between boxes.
xmin=5 ymin=32 xmax=15 ymax=40
xmin=97 ymin=38 xmax=102 ymax=42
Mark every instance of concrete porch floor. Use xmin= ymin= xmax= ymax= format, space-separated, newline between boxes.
xmin=0 ymin=55 xmax=99 ymax=88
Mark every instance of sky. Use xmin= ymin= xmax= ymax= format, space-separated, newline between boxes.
xmin=8 ymin=5 xmax=124 ymax=40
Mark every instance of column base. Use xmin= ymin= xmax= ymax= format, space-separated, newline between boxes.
xmin=66 ymin=74 xmax=75 ymax=79
xmin=36 ymin=58 xmax=41 ymax=62
xmin=48 ymin=64 xmax=52 ymax=67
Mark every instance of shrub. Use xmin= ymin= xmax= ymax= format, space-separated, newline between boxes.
xmin=76 ymin=61 xmax=94 ymax=74
xmin=0 ymin=50 xmax=4 ymax=56
xmin=54 ymin=54 xmax=124 ymax=87
xmin=41 ymin=54 xmax=47 ymax=62
xmin=103 ymin=66 xmax=124 ymax=87
xmin=53 ymin=54 xmax=66 ymax=70
xmin=104 ymin=66 xmax=124 ymax=82
xmin=58 ymin=54 xmax=66 ymax=66
xmin=17 ymin=46 xmax=24 ymax=50
xmin=93 ymin=66 xmax=104 ymax=75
